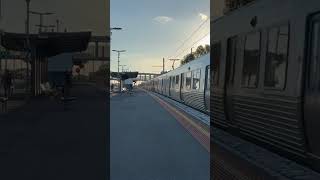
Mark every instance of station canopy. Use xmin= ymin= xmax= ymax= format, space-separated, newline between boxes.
xmin=1 ymin=31 xmax=92 ymax=57
xmin=111 ymin=72 xmax=138 ymax=80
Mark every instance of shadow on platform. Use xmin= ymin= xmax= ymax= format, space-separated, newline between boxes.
xmin=0 ymin=84 xmax=108 ymax=180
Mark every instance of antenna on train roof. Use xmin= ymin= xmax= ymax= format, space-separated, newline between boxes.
xmin=169 ymin=59 xmax=180 ymax=70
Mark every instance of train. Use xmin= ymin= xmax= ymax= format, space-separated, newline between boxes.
xmin=141 ymin=54 xmax=210 ymax=114
xmin=212 ymin=0 xmax=320 ymax=172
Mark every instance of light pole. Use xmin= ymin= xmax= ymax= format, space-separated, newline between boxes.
xmin=29 ymin=11 xmax=55 ymax=33
xmin=112 ymin=50 xmax=126 ymax=91
xmin=152 ymin=58 xmax=165 ymax=74
xmin=112 ymin=50 xmax=126 ymax=74
xmin=119 ymin=65 xmax=126 ymax=72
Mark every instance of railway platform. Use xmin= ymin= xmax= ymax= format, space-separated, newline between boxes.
xmin=110 ymin=88 xmax=209 ymax=180
xmin=0 ymin=84 xmax=107 ymax=180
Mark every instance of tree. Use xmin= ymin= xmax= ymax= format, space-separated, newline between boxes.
xmin=180 ymin=44 xmax=210 ymax=66
xmin=182 ymin=53 xmax=196 ymax=65
xmin=194 ymin=45 xmax=206 ymax=58
xmin=205 ymin=44 xmax=210 ymax=54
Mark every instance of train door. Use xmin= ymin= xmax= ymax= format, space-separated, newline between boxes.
xmin=224 ymin=36 xmax=238 ymax=126
xmin=305 ymin=13 xmax=320 ymax=162
xmin=204 ymin=66 xmax=210 ymax=112
xmin=180 ymin=73 xmax=184 ymax=101
xmin=161 ymin=79 xmax=164 ymax=94
xmin=169 ymin=76 xmax=174 ymax=97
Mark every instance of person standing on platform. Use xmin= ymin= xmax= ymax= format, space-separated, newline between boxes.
xmin=111 ymin=83 xmax=114 ymax=92
xmin=64 ymin=70 xmax=72 ymax=97
xmin=7 ymin=71 xmax=13 ymax=97
xmin=1 ymin=70 xmax=10 ymax=97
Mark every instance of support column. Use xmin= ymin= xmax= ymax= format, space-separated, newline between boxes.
xmin=31 ymin=57 xmax=35 ymax=96
xmin=45 ymin=58 xmax=48 ymax=82
xmin=35 ymin=57 xmax=39 ymax=95
xmin=36 ymin=57 xmax=40 ymax=96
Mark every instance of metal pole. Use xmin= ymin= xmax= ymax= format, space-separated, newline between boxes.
xmin=26 ymin=0 xmax=30 ymax=94
xmin=118 ymin=52 xmax=120 ymax=92
xmin=56 ymin=19 xmax=59 ymax=32
xmin=26 ymin=1 xmax=30 ymax=35
xmin=39 ymin=14 xmax=43 ymax=33
xmin=163 ymin=58 xmax=165 ymax=73
xmin=117 ymin=52 xmax=120 ymax=75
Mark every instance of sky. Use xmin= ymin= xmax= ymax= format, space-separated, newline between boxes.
xmin=111 ymin=0 xmax=210 ymax=73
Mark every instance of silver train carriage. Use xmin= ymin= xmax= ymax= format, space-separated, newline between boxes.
xmin=212 ymin=0 xmax=320 ymax=172
xmin=142 ymin=54 xmax=210 ymax=114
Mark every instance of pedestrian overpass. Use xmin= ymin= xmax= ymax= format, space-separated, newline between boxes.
xmin=136 ymin=73 xmax=160 ymax=81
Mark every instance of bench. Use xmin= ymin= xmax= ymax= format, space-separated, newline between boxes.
xmin=0 ymin=97 xmax=8 ymax=112
xmin=40 ymin=82 xmax=58 ymax=97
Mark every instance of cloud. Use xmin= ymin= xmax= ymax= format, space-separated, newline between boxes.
xmin=153 ymin=16 xmax=173 ymax=24
xmin=199 ymin=13 xmax=208 ymax=21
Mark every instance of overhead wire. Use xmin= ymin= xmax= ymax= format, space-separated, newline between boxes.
xmin=173 ymin=31 xmax=210 ymax=59
xmin=167 ymin=18 xmax=209 ymax=59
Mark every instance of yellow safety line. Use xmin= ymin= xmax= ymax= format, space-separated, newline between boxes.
xmin=146 ymin=90 xmax=210 ymax=138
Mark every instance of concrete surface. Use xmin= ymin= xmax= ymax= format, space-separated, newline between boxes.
xmin=0 ymin=84 xmax=108 ymax=180
xmin=110 ymin=89 xmax=209 ymax=180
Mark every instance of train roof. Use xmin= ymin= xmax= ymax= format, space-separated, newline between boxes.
xmin=211 ymin=0 xmax=310 ymax=41
xmin=152 ymin=53 xmax=210 ymax=80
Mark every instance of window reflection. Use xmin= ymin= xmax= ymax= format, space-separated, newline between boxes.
xmin=206 ymin=66 xmax=210 ymax=90
xmin=185 ymin=72 xmax=192 ymax=90
xmin=192 ymin=69 xmax=201 ymax=90
xmin=175 ymin=75 xmax=179 ymax=89
xmin=265 ymin=25 xmax=289 ymax=89
xmin=242 ymin=31 xmax=261 ymax=88
xmin=212 ymin=43 xmax=221 ymax=86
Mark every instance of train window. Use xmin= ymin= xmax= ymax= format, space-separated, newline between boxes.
xmin=181 ymin=74 xmax=184 ymax=89
xmin=175 ymin=75 xmax=179 ymax=89
xmin=241 ymin=31 xmax=261 ymax=88
xmin=171 ymin=76 xmax=175 ymax=89
xmin=192 ymin=69 xmax=201 ymax=90
xmin=185 ymin=72 xmax=192 ymax=89
xmin=227 ymin=36 xmax=238 ymax=84
xmin=206 ymin=66 xmax=210 ymax=90
xmin=213 ymin=42 xmax=221 ymax=86
xmin=264 ymin=24 xmax=289 ymax=89
xmin=309 ymin=22 xmax=320 ymax=90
